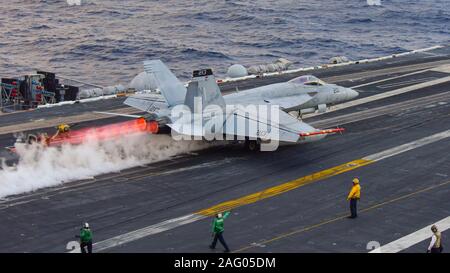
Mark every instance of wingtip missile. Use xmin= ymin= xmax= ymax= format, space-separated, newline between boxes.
xmin=299 ymin=127 xmax=345 ymax=137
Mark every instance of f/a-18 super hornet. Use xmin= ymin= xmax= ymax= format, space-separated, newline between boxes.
xmin=101 ymin=60 xmax=358 ymax=151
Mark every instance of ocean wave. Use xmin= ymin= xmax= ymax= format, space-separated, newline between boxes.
xmin=30 ymin=24 xmax=51 ymax=30
xmin=180 ymin=48 xmax=231 ymax=60
xmin=223 ymin=13 xmax=263 ymax=24
xmin=191 ymin=11 xmax=224 ymax=21
xmin=345 ymin=18 xmax=374 ymax=24
xmin=0 ymin=0 xmax=448 ymax=86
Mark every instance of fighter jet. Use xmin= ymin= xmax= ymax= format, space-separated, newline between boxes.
xmin=224 ymin=74 xmax=359 ymax=116
xmin=102 ymin=60 xmax=358 ymax=151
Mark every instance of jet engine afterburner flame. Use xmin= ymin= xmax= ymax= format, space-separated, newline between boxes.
xmin=49 ymin=118 xmax=159 ymax=147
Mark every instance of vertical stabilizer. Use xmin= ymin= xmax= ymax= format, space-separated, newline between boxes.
xmin=184 ymin=69 xmax=225 ymax=111
xmin=143 ymin=60 xmax=186 ymax=106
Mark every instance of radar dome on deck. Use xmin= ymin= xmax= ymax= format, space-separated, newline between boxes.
xmin=227 ymin=64 xmax=248 ymax=78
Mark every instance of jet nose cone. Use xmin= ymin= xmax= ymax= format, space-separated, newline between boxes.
xmin=347 ymin=88 xmax=359 ymax=100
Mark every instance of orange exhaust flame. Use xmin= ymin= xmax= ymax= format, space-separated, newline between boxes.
xmin=48 ymin=118 xmax=158 ymax=147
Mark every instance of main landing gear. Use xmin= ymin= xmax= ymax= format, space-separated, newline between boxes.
xmin=244 ymin=138 xmax=261 ymax=151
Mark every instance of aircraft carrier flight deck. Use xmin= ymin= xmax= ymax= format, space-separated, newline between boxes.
xmin=0 ymin=45 xmax=449 ymax=253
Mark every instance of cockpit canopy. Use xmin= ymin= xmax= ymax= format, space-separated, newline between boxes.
xmin=289 ymin=75 xmax=326 ymax=86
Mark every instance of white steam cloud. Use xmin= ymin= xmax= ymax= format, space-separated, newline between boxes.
xmin=0 ymin=133 xmax=209 ymax=199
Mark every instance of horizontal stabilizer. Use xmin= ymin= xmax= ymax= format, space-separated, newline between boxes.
xmin=124 ymin=93 xmax=168 ymax=114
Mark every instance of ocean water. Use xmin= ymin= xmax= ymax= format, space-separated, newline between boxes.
xmin=0 ymin=0 xmax=449 ymax=86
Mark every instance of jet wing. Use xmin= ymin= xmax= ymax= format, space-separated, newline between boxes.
xmin=168 ymin=106 xmax=340 ymax=144
xmin=124 ymin=93 xmax=168 ymax=114
xmin=261 ymin=94 xmax=313 ymax=111
xmin=224 ymin=107 xmax=317 ymax=143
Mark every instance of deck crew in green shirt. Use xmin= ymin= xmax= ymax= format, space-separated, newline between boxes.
xmin=209 ymin=211 xmax=231 ymax=253
xmin=78 ymin=222 xmax=93 ymax=253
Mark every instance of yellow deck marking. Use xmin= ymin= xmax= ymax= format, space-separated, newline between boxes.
xmin=92 ymin=130 xmax=450 ymax=252
xmin=196 ymin=158 xmax=373 ymax=216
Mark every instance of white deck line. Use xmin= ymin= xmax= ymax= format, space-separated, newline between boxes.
xmin=370 ymin=216 xmax=450 ymax=253
xmin=219 ymin=45 xmax=444 ymax=84
xmin=304 ymin=75 xmax=450 ymax=119
xmin=350 ymin=68 xmax=432 ymax=89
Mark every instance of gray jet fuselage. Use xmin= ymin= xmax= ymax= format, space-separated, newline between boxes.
xmin=223 ymin=78 xmax=358 ymax=112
